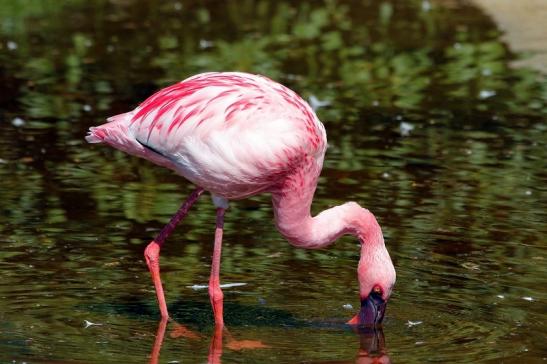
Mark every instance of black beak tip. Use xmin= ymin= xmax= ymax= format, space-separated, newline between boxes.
xmin=357 ymin=293 xmax=387 ymax=327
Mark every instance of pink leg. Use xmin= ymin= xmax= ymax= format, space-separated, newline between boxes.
xmin=209 ymin=207 xmax=226 ymax=327
xmin=144 ymin=187 xmax=204 ymax=319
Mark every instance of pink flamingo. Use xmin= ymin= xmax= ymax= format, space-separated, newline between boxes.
xmin=86 ymin=72 xmax=396 ymax=328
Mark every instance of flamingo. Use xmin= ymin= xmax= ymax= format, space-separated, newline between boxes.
xmin=86 ymin=72 xmax=396 ymax=328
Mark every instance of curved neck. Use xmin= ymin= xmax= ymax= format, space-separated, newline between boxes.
xmin=271 ymin=170 xmax=383 ymax=250
xmin=271 ymin=163 xmax=391 ymax=301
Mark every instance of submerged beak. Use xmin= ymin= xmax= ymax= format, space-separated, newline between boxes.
xmin=360 ymin=293 xmax=386 ymax=326
xmin=348 ymin=292 xmax=386 ymax=327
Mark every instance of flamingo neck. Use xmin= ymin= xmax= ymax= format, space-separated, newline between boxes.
xmin=271 ymin=165 xmax=384 ymax=250
xmin=270 ymin=159 xmax=391 ymax=301
xmin=272 ymin=192 xmax=383 ymax=249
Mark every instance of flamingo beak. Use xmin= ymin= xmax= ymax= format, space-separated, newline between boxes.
xmin=360 ymin=293 xmax=386 ymax=326
xmin=350 ymin=292 xmax=386 ymax=327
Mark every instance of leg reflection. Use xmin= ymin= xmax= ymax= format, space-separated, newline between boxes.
xmin=208 ymin=324 xmax=224 ymax=364
xmin=149 ymin=318 xmax=167 ymax=364
xmin=149 ymin=320 xmax=268 ymax=364
xmin=209 ymin=324 xmax=269 ymax=363
xmin=149 ymin=319 xmax=201 ymax=364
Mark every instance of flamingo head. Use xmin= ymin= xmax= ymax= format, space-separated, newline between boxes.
xmin=349 ymin=238 xmax=396 ymax=327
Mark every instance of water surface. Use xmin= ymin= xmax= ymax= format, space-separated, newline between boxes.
xmin=0 ymin=1 xmax=545 ymax=363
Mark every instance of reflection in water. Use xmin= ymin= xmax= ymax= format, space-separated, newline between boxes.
xmin=149 ymin=319 xmax=390 ymax=364
xmin=355 ymin=329 xmax=390 ymax=364
xmin=149 ymin=320 xmax=268 ymax=364
xmin=305 ymin=328 xmax=391 ymax=364
xmin=149 ymin=319 xmax=168 ymax=364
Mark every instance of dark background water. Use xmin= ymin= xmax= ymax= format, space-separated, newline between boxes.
xmin=0 ymin=0 xmax=545 ymax=363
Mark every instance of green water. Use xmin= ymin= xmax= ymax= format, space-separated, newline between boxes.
xmin=0 ymin=1 xmax=545 ymax=363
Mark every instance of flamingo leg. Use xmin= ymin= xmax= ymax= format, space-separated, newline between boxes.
xmin=209 ymin=207 xmax=226 ymax=327
xmin=144 ymin=187 xmax=204 ymax=319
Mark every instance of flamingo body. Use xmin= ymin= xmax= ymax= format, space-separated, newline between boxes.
xmin=87 ymin=72 xmax=326 ymax=199
xmin=87 ymin=72 xmax=395 ymax=328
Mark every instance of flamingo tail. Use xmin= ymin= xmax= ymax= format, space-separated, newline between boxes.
xmin=85 ymin=113 xmax=132 ymax=144
xmin=86 ymin=112 xmax=182 ymax=173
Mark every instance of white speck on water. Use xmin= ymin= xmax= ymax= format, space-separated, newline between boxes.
xmin=421 ymin=0 xmax=431 ymax=12
xmin=173 ymin=2 xmax=182 ymax=11
xmin=395 ymin=115 xmax=403 ymax=121
xmin=188 ymin=282 xmax=247 ymax=290
xmin=382 ymin=172 xmax=390 ymax=179
xmin=7 ymin=41 xmax=17 ymax=50
xmin=415 ymin=341 xmax=425 ymax=345
xmin=219 ymin=282 xmax=247 ymax=289
xmin=454 ymin=42 xmax=461 ymax=49
xmin=482 ymin=68 xmax=492 ymax=76
xmin=285 ymin=74 xmax=299 ymax=81
xmin=106 ymin=44 xmax=115 ymax=53
xmin=479 ymin=90 xmax=496 ymax=99
xmin=461 ymin=262 xmax=480 ymax=271
xmin=168 ymin=361 xmax=180 ymax=364
xmin=11 ymin=117 xmax=25 ymax=127
xmin=525 ymin=190 xmax=532 ymax=196
xmin=308 ymin=95 xmax=331 ymax=111
xmin=83 ymin=104 xmax=92 ymax=112
xmin=497 ymin=295 xmax=505 ymax=299
xmin=189 ymin=284 xmax=208 ymax=290
xmin=0 ymin=158 xmax=7 ymax=164
xmin=372 ymin=100 xmax=379 ymax=107
xmin=406 ymin=320 xmax=423 ymax=327
xmin=343 ymin=303 xmax=354 ymax=310
xmin=84 ymin=320 xmax=103 ymax=328
xmin=399 ymin=121 xmax=414 ymax=136
xmin=199 ymin=39 xmax=214 ymax=49
xmin=522 ymin=296 xmax=534 ymax=302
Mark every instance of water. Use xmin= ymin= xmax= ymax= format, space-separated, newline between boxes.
xmin=1 ymin=1 xmax=546 ymax=363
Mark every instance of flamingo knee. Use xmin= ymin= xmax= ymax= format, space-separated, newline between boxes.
xmin=144 ymin=241 xmax=161 ymax=265
xmin=208 ymin=284 xmax=224 ymax=304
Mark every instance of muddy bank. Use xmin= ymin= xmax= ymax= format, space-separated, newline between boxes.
xmin=470 ymin=0 xmax=547 ymax=74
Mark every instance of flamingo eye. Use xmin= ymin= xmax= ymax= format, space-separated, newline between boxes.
xmin=373 ymin=286 xmax=382 ymax=295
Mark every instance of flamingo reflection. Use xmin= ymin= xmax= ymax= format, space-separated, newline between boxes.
xmin=149 ymin=320 xmax=388 ymax=364
xmin=309 ymin=328 xmax=391 ymax=364
xmin=354 ymin=328 xmax=391 ymax=364
xmin=149 ymin=319 xmax=268 ymax=364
